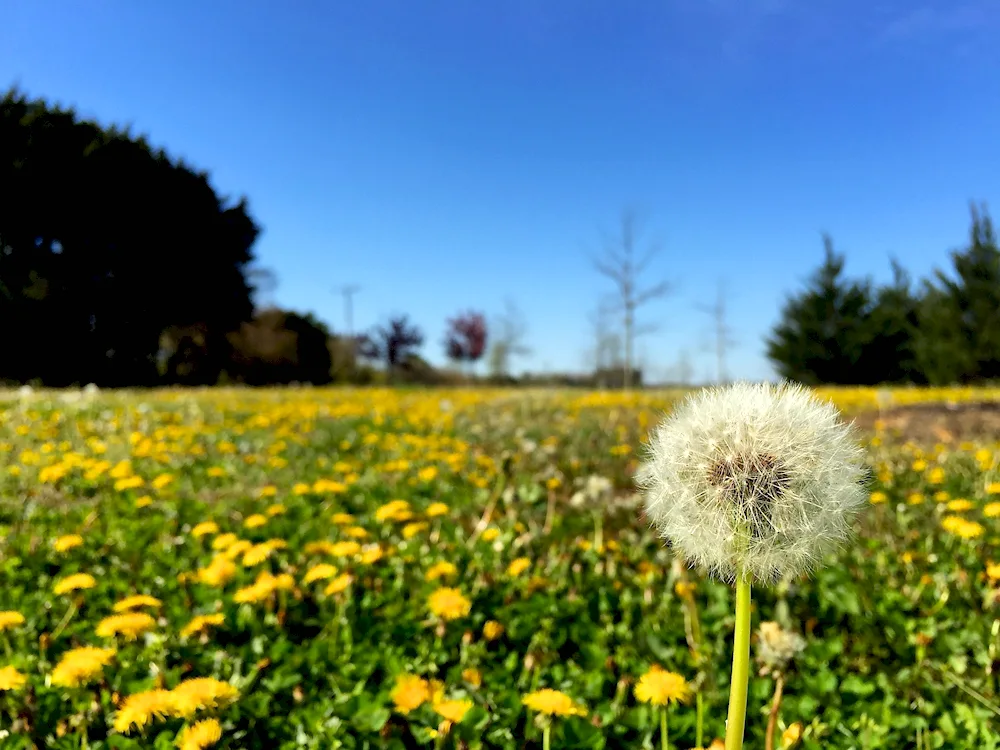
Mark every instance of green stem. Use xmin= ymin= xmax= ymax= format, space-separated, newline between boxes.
xmin=543 ymin=724 xmax=551 ymax=750
xmin=51 ymin=599 xmax=78 ymax=641
xmin=660 ymin=705 xmax=669 ymax=750
xmin=725 ymin=576 xmax=752 ymax=750
xmin=696 ymin=691 xmax=704 ymax=749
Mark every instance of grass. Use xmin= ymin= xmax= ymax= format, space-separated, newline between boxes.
xmin=0 ymin=386 xmax=998 ymax=748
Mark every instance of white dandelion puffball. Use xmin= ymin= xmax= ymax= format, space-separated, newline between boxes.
xmin=636 ymin=381 xmax=868 ymax=583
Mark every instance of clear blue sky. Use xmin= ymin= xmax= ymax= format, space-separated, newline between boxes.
xmin=3 ymin=1 xmax=999 ymax=382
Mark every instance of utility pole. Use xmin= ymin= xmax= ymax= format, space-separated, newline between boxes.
xmin=696 ymin=280 xmax=737 ymax=384
xmin=335 ymin=284 xmax=361 ymax=337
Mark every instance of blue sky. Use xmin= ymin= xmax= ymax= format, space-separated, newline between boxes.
xmin=3 ymin=1 xmax=999 ymax=382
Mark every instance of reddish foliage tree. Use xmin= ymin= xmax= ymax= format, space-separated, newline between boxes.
xmin=443 ymin=311 xmax=488 ymax=367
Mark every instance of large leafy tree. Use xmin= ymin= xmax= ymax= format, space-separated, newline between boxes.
xmin=0 ymin=87 xmax=260 ymax=386
xmin=443 ymin=310 xmax=487 ymax=371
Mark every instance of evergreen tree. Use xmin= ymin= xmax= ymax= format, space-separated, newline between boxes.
xmin=862 ymin=259 xmax=922 ymax=384
xmin=923 ymin=203 xmax=1000 ymax=382
xmin=766 ymin=235 xmax=874 ymax=384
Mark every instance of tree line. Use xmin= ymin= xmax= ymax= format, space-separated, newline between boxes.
xmin=1 ymin=87 xmax=544 ymax=387
xmin=767 ymin=203 xmax=1000 ymax=385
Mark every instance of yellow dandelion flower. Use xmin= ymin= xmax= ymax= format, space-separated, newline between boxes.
xmin=176 ymin=717 xmax=223 ymax=750
xmin=522 ymin=689 xmax=587 ymax=717
xmin=196 ymin=556 xmax=237 ymax=587
xmin=113 ymin=595 xmax=162 ymax=612
xmin=481 ymin=528 xmax=500 ymax=542
xmin=989 ymin=482 xmax=1000 ymax=495
xmin=483 ymin=620 xmax=504 ymax=641
xmin=302 ymin=564 xmax=338 ymax=585
xmin=426 ymin=502 xmax=449 ymax=517
xmin=241 ymin=540 xmax=287 ymax=567
xmin=0 ymin=611 xmax=25 ymax=632
xmin=135 ymin=495 xmax=153 ymax=508
xmin=243 ymin=514 xmax=267 ymax=529
xmin=171 ymin=677 xmax=239 ymax=718
xmin=114 ymin=475 xmax=144 ymax=492
xmin=433 ymin=697 xmax=473 ymax=723
xmin=506 ymin=557 xmax=531 ymax=576
xmin=191 ymin=522 xmax=219 ymax=538
xmin=634 ymin=666 xmax=691 ymax=706
xmin=947 ymin=499 xmax=973 ymax=512
xmin=303 ymin=541 xmax=336 ymax=556
xmin=324 ymin=574 xmax=353 ymax=595
xmin=211 ymin=533 xmax=239 ymax=551
xmin=54 ymin=573 xmax=97 ymax=595
xmin=391 ymin=675 xmax=430 ymax=714
xmin=53 ymin=534 xmax=84 ymax=552
xmin=375 ymin=500 xmax=411 ymax=523
xmin=0 ymin=666 xmax=27 ymax=691
xmin=907 ymin=492 xmax=925 ymax=505
xmin=987 ymin=502 xmax=1000 ymax=518
xmin=265 ymin=503 xmax=286 ymax=517
xmin=428 ymin=587 xmax=471 ymax=621
xmin=329 ymin=541 xmax=361 ymax=557
xmin=331 ymin=513 xmax=355 ymax=525
xmin=868 ymin=491 xmax=887 ymax=505
xmin=781 ymin=722 xmax=803 ymax=748
xmin=425 ymin=561 xmax=458 ymax=581
xmin=96 ymin=612 xmax=156 ymax=640
xmin=151 ymin=473 xmax=174 ymax=490
xmin=176 ymin=717 xmax=223 ymax=749
xmin=344 ymin=526 xmax=369 ymax=539
xmin=113 ymin=689 xmax=175 ymax=733
xmin=180 ymin=614 xmax=225 ymax=638
xmin=403 ymin=521 xmax=428 ymax=539
xmin=462 ymin=668 xmax=482 ymax=687
xmin=50 ymin=646 xmax=116 ymax=687
xmin=223 ymin=540 xmax=254 ymax=560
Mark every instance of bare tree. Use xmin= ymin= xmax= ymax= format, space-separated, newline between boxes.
xmin=591 ymin=208 xmax=671 ymax=390
xmin=696 ymin=279 xmax=738 ymax=384
xmin=487 ymin=299 xmax=531 ymax=377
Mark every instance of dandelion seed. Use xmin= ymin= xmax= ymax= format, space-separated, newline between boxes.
xmin=636 ymin=382 xmax=867 ymax=583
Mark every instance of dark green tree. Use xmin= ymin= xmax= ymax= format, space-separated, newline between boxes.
xmin=861 ymin=260 xmax=923 ymax=384
xmin=916 ymin=202 xmax=1000 ymax=383
xmin=0 ymin=87 xmax=261 ymax=386
xmin=766 ymin=235 xmax=875 ymax=384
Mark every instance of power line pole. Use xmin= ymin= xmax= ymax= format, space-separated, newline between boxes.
xmin=335 ymin=285 xmax=361 ymax=337
xmin=696 ymin=280 xmax=737 ymax=384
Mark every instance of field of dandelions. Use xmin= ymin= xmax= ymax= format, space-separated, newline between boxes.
xmin=1 ymin=386 xmax=1000 ymax=749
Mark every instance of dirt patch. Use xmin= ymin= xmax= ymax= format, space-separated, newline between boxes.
xmin=850 ymin=402 xmax=1000 ymax=444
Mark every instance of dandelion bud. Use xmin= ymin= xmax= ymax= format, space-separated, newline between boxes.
xmin=636 ymin=382 xmax=868 ymax=583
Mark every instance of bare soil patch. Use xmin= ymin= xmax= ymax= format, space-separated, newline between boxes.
xmin=851 ymin=402 xmax=1000 ymax=444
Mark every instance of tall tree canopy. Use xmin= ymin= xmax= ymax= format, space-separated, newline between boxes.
xmin=0 ymin=88 xmax=260 ymax=386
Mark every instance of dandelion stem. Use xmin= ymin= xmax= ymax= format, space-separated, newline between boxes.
xmin=764 ymin=674 xmax=784 ymax=750
xmin=660 ymin=705 xmax=669 ymax=750
xmin=51 ymin=599 xmax=78 ymax=641
xmin=725 ymin=576 xmax=752 ymax=750
xmin=542 ymin=724 xmax=551 ymax=750
xmin=696 ymin=691 xmax=704 ymax=749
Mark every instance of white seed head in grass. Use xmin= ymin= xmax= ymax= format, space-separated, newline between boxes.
xmin=636 ymin=381 xmax=868 ymax=584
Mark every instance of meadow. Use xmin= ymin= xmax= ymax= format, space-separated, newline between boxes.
xmin=1 ymin=386 xmax=999 ymax=749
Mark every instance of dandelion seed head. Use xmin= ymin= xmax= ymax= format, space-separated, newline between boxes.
xmin=635 ymin=381 xmax=868 ymax=583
